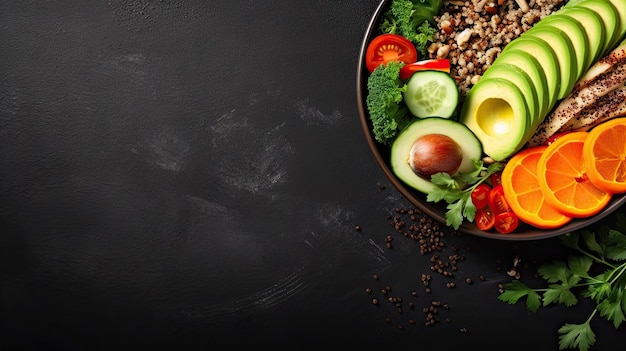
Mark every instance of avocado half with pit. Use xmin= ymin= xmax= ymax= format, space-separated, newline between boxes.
xmin=390 ymin=117 xmax=482 ymax=194
xmin=459 ymin=77 xmax=531 ymax=161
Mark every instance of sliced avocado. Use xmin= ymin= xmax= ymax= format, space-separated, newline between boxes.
xmin=491 ymin=49 xmax=550 ymax=121
xmin=459 ymin=78 xmax=530 ymax=161
xmin=501 ymin=37 xmax=560 ymax=113
xmin=390 ymin=117 xmax=482 ymax=194
xmin=556 ymin=6 xmax=606 ymax=65
xmin=572 ymin=0 xmax=620 ymax=56
xmin=521 ymin=26 xmax=578 ymax=99
xmin=481 ymin=63 xmax=539 ymax=141
xmin=606 ymin=0 xmax=626 ymax=50
xmin=534 ymin=15 xmax=589 ymax=80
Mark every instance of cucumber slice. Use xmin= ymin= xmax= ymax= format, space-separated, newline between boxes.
xmin=403 ymin=71 xmax=459 ymax=119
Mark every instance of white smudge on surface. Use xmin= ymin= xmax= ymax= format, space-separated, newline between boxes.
xmin=108 ymin=53 xmax=147 ymax=75
xmin=181 ymin=268 xmax=307 ymax=322
xmin=294 ymin=98 xmax=342 ymax=128
xmin=130 ymin=127 xmax=189 ymax=172
xmin=317 ymin=202 xmax=355 ymax=231
xmin=209 ymin=110 xmax=293 ymax=195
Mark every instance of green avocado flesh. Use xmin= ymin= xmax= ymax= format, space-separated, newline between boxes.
xmin=490 ymin=49 xmax=549 ymax=121
xmin=459 ymin=78 xmax=529 ymax=161
xmin=555 ymin=6 xmax=606 ymax=66
xmin=605 ymin=0 xmax=626 ymax=50
xmin=534 ymin=15 xmax=589 ymax=81
xmin=567 ymin=0 xmax=625 ymax=53
xmin=521 ymin=26 xmax=578 ymax=99
xmin=481 ymin=63 xmax=539 ymax=140
xmin=571 ymin=0 xmax=620 ymax=56
xmin=390 ymin=117 xmax=482 ymax=194
xmin=501 ymin=36 xmax=560 ymax=110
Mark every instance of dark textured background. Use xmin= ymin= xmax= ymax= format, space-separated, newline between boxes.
xmin=1 ymin=1 xmax=623 ymax=349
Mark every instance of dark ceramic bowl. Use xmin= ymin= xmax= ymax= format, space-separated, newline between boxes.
xmin=356 ymin=0 xmax=626 ymax=240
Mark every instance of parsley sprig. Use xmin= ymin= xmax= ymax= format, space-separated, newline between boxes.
xmin=426 ymin=159 xmax=503 ymax=230
xmin=498 ymin=213 xmax=626 ymax=351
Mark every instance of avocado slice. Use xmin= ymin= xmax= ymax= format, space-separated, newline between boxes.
xmin=555 ymin=6 xmax=606 ymax=66
xmin=521 ymin=26 xmax=578 ymax=100
xmin=568 ymin=0 xmax=625 ymax=52
xmin=390 ymin=117 xmax=482 ymax=194
xmin=572 ymin=0 xmax=620 ymax=56
xmin=459 ymin=78 xmax=530 ymax=161
xmin=535 ymin=15 xmax=589 ymax=82
xmin=501 ymin=37 xmax=561 ymax=114
xmin=606 ymin=0 xmax=626 ymax=50
xmin=481 ymin=63 xmax=540 ymax=141
xmin=491 ymin=49 xmax=550 ymax=122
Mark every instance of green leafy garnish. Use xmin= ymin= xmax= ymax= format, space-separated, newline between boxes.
xmin=379 ymin=0 xmax=442 ymax=56
xmin=498 ymin=213 xmax=626 ymax=351
xmin=426 ymin=159 xmax=503 ymax=230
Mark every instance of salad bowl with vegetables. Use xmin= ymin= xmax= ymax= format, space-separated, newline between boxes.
xmin=357 ymin=0 xmax=626 ymax=240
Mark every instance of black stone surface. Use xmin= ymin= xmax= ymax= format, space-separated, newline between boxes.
xmin=1 ymin=1 xmax=623 ymax=349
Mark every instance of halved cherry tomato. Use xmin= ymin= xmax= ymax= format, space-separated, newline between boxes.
xmin=365 ymin=34 xmax=418 ymax=73
xmin=494 ymin=211 xmax=519 ymax=234
xmin=490 ymin=171 xmax=502 ymax=187
xmin=488 ymin=185 xmax=512 ymax=215
xmin=399 ymin=59 xmax=451 ymax=81
xmin=475 ymin=207 xmax=495 ymax=231
xmin=471 ymin=183 xmax=491 ymax=209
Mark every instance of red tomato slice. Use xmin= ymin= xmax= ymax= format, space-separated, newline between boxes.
xmin=471 ymin=183 xmax=491 ymax=209
xmin=488 ymin=185 xmax=512 ymax=215
xmin=475 ymin=207 xmax=495 ymax=231
xmin=399 ymin=59 xmax=451 ymax=81
xmin=365 ymin=34 xmax=418 ymax=73
xmin=494 ymin=211 xmax=519 ymax=234
xmin=490 ymin=171 xmax=502 ymax=187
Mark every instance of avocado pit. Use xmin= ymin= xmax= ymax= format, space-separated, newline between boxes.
xmin=409 ymin=133 xmax=463 ymax=178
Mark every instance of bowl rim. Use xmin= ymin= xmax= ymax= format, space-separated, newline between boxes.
xmin=356 ymin=0 xmax=626 ymax=241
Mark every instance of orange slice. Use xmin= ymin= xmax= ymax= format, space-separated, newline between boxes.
xmin=583 ymin=117 xmax=626 ymax=194
xmin=537 ymin=132 xmax=612 ymax=218
xmin=501 ymin=146 xmax=572 ymax=229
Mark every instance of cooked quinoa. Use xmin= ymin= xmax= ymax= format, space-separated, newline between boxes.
xmin=427 ymin=0 xmax=567 ymax=98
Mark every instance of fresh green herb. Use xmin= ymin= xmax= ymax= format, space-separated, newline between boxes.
xmin=379 ymin=0 xmax=442 ymax=56
xmin=365 ymin=61 xmax=412 ymax=146
xmin=498 ymin=213 xmax=626 ymax=351
xmin=426 ymin=159 xmax=503 ymax=230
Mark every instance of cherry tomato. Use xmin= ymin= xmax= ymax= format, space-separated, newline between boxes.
xmin=365 ymin=34 xmax=418 ymax=73
xmin=475 ymin=207 xmax=495 ymax=231
xmin=494 ymin=211 xmax=519 ymax=234
xmin=488 ymin=185 xmax=512 ymax=215
xmin=544 ymin=131 xmax=572 ymax=146
xmin=399 ymin=59 xmax=450 ymax=81
xmin=471 ymin=183 xmax=491 ymax=209
xmin=490 ymin=171 xmax=502 ymax=187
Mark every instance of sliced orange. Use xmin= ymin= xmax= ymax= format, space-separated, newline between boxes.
xmin=501 ymin=146 xmax=572 ymax=229
xmin=537 ymin=132 xmax=612 ymax=218
xmin=583 ymin=117 xmax=626 ymax=194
